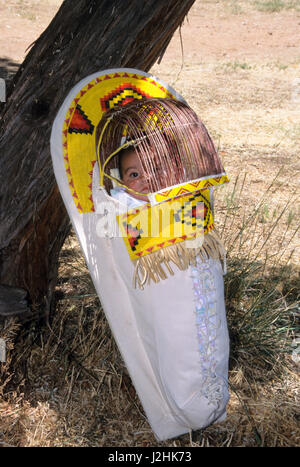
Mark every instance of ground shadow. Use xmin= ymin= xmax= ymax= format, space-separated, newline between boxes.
xmin=0 ymin=251 xmax=298 ymax=446
xmin=224 ymin=256 xmax=299 ymax=381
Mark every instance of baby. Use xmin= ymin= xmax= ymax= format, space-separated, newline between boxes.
xmin=110 ymin=146 xmax=151 ymax=208
xmin=118 ymin=146 xmax=150 ymax=201
xmin=111 ymin=145 xmax=215 ymax=218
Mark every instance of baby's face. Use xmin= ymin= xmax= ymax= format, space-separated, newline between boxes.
xmin=120 ymin=149 xmax=150 ymax=202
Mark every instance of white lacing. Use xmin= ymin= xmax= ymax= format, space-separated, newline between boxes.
xmin=191 ymin=257 xmax=225 ymax=406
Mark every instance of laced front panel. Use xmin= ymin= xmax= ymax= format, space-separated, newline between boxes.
xmin=191 ymin=257 xmax=226 ymax=406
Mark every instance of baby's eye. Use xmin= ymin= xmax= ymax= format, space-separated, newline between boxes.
xmin=129 ymin=171 xmax=140 ymax=179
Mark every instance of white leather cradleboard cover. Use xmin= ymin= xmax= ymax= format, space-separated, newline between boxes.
xmin=50 ymin=69 xmax=230 ymax=441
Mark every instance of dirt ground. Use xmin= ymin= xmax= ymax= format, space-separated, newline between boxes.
xmin=0 ymin=0 xmax=299 ymax=448
xmin=1 ymin=0 xmax=299 ymax=64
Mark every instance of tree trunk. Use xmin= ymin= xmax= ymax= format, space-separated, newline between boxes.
xmin=0 ymin=0 xmax=195 ymax=318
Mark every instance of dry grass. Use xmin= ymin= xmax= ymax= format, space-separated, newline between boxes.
xmin=0 ymin=218 xmax=298 ymax=447
xmin=0 ymin=0 xmax=299 ymax=447
xmin=0 ymin=172 xmax=298 ymax=448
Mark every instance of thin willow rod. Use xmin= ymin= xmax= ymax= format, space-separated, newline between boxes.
xmin=95 ymin=98 xmax=225 ymax=194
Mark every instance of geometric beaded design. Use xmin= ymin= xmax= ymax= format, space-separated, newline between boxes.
xmin=62 ymin=71 xmax=175 ymax=213
xmin=117 ymin=189 xmax=214 ymax=261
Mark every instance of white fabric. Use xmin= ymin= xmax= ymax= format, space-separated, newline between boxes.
xmin=110 ymin=186 xmax=146 ymax=211
xmin=93 ymin=179 xmax=230 ymax=438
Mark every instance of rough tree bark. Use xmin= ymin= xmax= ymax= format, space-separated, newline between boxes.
xmin=0 ymin=0 xmax=196 ymax=318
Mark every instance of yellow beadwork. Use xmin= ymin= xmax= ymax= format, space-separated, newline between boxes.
xmin=117 ymin=189 xmax=213 ymax=261
xmin=62 ymin=72 xmax=175 ymax=213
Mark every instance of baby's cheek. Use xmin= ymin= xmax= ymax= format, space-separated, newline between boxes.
xmin=129 ymin=179 xmax=142 ymax=190
xmin=127 ymin=179 xmax=137 ymax=189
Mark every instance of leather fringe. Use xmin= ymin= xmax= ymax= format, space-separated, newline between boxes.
xmin=133 ymin=230 xmax=226 ymax=289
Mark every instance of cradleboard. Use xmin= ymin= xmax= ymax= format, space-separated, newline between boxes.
xmin=50 ymin=68 xmax=230 ymax=441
